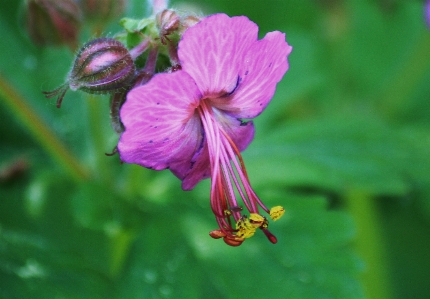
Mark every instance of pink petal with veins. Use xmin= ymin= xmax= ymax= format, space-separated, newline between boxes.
xmin=118 ymin=71 xmax=202 ymax=171
xmin=211 ymin=31 xmax=292 ymax=119
xmin=179 ymin=13 xmax=258 ymax=97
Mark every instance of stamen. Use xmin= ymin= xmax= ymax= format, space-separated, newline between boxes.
xmin=223 ymin=236 xmax=244 ymax=247
xmin=220 ymin=132 xmax=262 ymax=213
xmin=219 ymin=148 xmax=243 ymax=211
xmin=209 ymin=229 xmax=226 ymax=239
xmin=249 ymin=213 xmax=264 ymax=228
xmin=236 ymin=215 xmax=257 ymax=239
xmin=230 ymin=206 xmax=243 ymax=212
xmin=270 ymin=206 xmax=285 ymax=221
xmin=198 ymin=99 xmax=283 ymax=246
xmin=220 ymin=147 xmax=252 ymax=212
xmin=261 ymin=228 xmax=278 ymax=244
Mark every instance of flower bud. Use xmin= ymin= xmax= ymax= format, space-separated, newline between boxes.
xmin=81 ymin=0 xmax=127 ymax=29
xmin=69 ymin=38 xmax=136 ymax=92
xmin=156 ymin=9 xmax=180 ymax=44
xmin=24 ymin=0 xmax=81 ymax=49
xmin=44 ymin=38 xmax=136 ymax=108
xmin=178 ymin=15 xmax=201 ymax=34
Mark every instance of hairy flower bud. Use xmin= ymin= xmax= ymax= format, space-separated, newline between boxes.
xmin=156 ymin=9 xmax=180 ymax=44
xmin=178 ymin=15 xmax=201 ymax=34
xmin=81 ymin=0 xmax=127 ymax=29
xmin=68 ymin=38 xmax=136 ymax=92
xmin=44 ymin=38 xmax=136 ymax=108
xmin=155 ymin=9 xmax=201 ymax=44
xmin=24 ymin=0 xmax=81 ymax=49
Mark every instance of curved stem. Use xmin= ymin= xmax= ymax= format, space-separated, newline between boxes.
xmin=0 ymin=73 xmax=89 ymax=181
xmin=346 ymin=191 xmax=392 ymax=299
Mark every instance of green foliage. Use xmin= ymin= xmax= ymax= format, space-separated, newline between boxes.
xmin=1 ymin=0 xmax=430 ymax=298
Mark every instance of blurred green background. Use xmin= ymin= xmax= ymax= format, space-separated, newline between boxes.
xmin=1 ymin=0 xmax=430 ymax=298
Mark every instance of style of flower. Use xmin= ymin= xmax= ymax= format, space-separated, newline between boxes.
xmin=118 ymin=13 xmax=292 ymax=246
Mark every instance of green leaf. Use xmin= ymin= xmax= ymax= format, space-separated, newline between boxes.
xmin=114 ymin=215 xmax=205 ymax=299
xmin=119 ymin=17 xmax=154 ymax=33
xmin=0 ymin=226 xmax=113 ymax=299
xmin=246 ymin=116 xmax=413 ymax=196
xmin=0 ymin=182 xmax=114 ymax=299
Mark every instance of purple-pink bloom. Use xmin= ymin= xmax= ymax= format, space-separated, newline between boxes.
xmin=118 ymin=13 xmax=292 ymax=246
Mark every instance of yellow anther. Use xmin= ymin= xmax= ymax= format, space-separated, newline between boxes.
xmin=270 ymin=206 xmax=285 ymax=221
xmin=249 ymin=213 xmax=265 ymax=228
xmin=236 ymin=215 xmax=257 ymax=239
xmin=237 ymin=227 xmax=256 ymax=238
xmin=261 ymin=217 xmax=269 ymax=229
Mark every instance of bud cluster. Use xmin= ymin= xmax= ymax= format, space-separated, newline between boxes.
xmin=43 ymin=4 xmax=201 ymax=132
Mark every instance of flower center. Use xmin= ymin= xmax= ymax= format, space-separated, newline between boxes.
xmin=197 ymin=100 xmax=284 ymax=246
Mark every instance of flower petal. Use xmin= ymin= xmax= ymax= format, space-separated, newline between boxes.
xmin=118 ymin=70 xmax=203 ymax=171
xmin=178 ymin=13 xmax=259 ymax=97
xmin=213 ymin=110 xmax=255 ymax=152
xmin=179 ymin=114 xmax=255 ymax=191
xmin=174 ymin=141 xmax=210 ymax=190
xmin=211 ymin=31 xmax=292 ymax=119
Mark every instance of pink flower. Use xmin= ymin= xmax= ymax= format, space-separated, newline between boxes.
xmin=118 ymin=13 xmax=292 ymax=246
